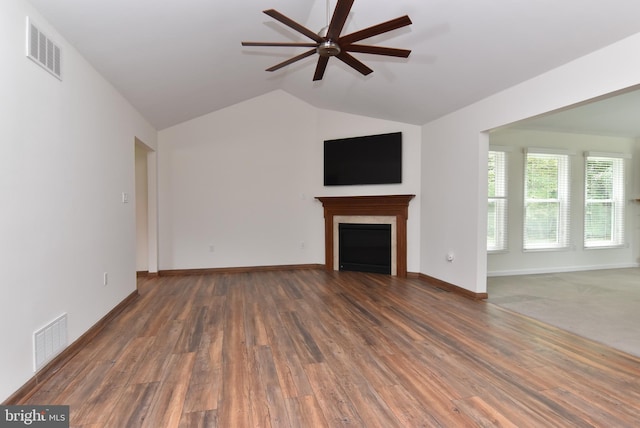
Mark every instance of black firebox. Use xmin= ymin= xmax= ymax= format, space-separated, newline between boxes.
xmin=338 ymin=223 xmax=392 ymax=274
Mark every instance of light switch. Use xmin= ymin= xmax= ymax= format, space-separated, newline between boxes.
xmin=122 ymin=192 xmax=129 ymax=203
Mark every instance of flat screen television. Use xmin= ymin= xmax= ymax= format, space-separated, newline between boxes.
xmin=324 ymin=132 xmax=402 ymax=186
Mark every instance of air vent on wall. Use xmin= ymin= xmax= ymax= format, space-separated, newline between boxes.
xmin=26 ymin=17 xmax=62 ymax=80
xmin=33 ymin=313 xmax=68 ymax=372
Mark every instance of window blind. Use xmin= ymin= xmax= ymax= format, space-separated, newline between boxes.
xmin=488 ymin=150 xmax=507 ymax=252
xmin=524 ymin=152 xmax=570 ymax=250
xmin=584 ymin=155 xmax=625 ymax=248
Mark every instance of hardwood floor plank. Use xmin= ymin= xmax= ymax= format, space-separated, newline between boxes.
xmin=178 ymin=410 xmax=218 ymax=428
xmin=104 ymin=382 xmax=160 ymax=427
xmin=285 ymin=395 xmax=329 ymax=428
xmin=288 ymin=299 xmax=404 ymax=427
xmin=53 ymin=360 xmax=115 ymax=409
xmin=128 ymin=322 xmax=183 ymax=385
xmin=99 ymin=336 xmax=156 ymax=388
xmin=245 ymin=346 xmax=272 ymax=428
xmin=261 ymin=306 xmax=315 ymax=399
xmin=203 ymin=296 xmax=227 ymax=335
xmin=173 ymin=306 xmax=207 ymax=354
xmin=25 ymin=356 xmax=107 ymax=404
xmin=533 ymin=364 xmax=640 ymax=421
xmin=252 ymin=345 xmax=291 ymax=426
xmin=182 ymin=336 xmax=221 ymax=413
xmin=142 ymin=381 xmax=189 ymax=428
xmin=541 ymin=386 xmax=634 ymax=427
xmin=217 ymin=283 xmax=252 ymax=427
xmin=303 ymin=362 xmax=365 ymax=426
xmin=17 ymin=270 xmax=640 ymax=427
xmin=136 ymin=294 xmax=177 ymax=337
xmin=244 ymin=302 xmax=270 ymax=348
xmin=158 ymin=352 xmax=196 ymax=386
xmin=452 ymin=395 xmax=518 ymax=428
xmin=279 ymin=311 xmax=325 ymax=364
xmin=379 ymin=351 xmax=476 ymax=426
xmin=377 ymin=383 xmax=445 ymax=426
xmin=71 ymin=385 xmax=128 ymax=425
xmin=482 ymin=383 xmax=589 ymax=426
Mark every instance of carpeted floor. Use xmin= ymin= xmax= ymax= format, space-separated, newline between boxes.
xmin=487 ymin=267 xmax=640 ymax=358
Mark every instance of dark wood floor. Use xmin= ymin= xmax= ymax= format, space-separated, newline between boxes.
xmin=23 ymin=269 xmax=640 ymax=427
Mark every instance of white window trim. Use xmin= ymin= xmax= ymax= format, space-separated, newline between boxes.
xmin=523 ymin=151 xmax=571 ymax=251
xmin=488 ymin=149 xmax=508 ymax=253
xmin=584 ymin=151 xmax=631 ymax=160
xmin=583 ymin=153 xmax=627 ymax=249
xmin=525 ymin=147 xmax=576 ymax=155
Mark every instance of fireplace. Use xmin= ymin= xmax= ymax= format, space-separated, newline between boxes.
xmin=315 ymin=195 xmax=415 ymax=277
xmin=339 ymin=223 xmax=392 ymax=274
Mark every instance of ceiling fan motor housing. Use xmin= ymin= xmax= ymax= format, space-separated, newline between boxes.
xmin=317 ymin=40 xmax=341 ymax=57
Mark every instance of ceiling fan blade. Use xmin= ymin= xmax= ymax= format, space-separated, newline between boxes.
xmin=336 ymin=52 xmax=373 ymax=76
xmin=313 ymin=56 xmax=330 ymax=81
xmin=263 ymin=9 xmax=324 ymax=43
xmin=339 ymin=15 xmax=412 ymax=45
xmin=265 ymin=49 xmax=317 ymax=72
xmin=242 ymin=42 xmax=318 ymax=48
xmin=344 ymin=44 xmax=411 ymax=58
xmin=326 ymin=0 xmax=354 ymax=40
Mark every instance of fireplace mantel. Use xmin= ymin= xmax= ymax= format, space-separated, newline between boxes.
xmin=316 ymin=195 xmax=415 ymax=277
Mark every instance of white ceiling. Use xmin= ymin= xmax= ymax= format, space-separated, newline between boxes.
xmin=27 ymin=0 xmax=640 ymax=131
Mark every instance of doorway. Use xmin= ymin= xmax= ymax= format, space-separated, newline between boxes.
xmin=134 ymin=138 xmax=157 ymax=279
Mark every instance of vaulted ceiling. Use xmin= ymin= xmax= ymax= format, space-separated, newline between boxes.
xmin=27 ymin=0 xmax=640 ymax=131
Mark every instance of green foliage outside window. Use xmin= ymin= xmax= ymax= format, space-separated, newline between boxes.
xmin=526 ymin=156 xmax=558 ymax=199
xmin=524 ymin=153 xmax=569 ymax=249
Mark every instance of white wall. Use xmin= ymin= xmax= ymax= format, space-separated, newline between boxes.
xmin=488 ymin=129 xmax=638 ymax=275
xmin=633 ymin=140 xmax=640 ymax=264
xmin=0 ymin=0 xmax=156 ymax=401
xmin=314 ymin=109 xmax=422 ymax=272
xmin=158 ymin=90 xmax=421 ymax=272
xmin=421 ymin=32 xmax=640 ymax=294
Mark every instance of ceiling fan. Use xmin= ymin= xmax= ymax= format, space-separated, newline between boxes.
xmin=241 ymin=0 xmax=412 ymax=81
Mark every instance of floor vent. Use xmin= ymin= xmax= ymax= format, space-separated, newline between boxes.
xmin=26 ymin=17 xmax=62 ymax=80
xmin=33 ymin=313 xmax=68 ymax=372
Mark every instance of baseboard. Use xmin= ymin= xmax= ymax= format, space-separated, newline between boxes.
xmin=3 ymin=290 xmax=139 ymax=405
xmin=416 ymin=273 xmax=488 ymax=300
xmin=488 ymin=262 xmax=640 ymax=277
xmin=154 ymin=267 xmax=487 ymax=301
xmin=159 ymin=264 xmax=325 ymax=276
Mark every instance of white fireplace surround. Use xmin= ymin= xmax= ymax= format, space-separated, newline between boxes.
xmin=333 ymin=215 xmax=397 ymax=276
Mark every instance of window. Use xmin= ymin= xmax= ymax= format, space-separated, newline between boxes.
xmin=524 ymin=151 xmax=570 ymax=250
xmin=488 ymin=150 xmax=507 ymax=251
xmin=584 ymin=153 xmax=626 ymax=248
